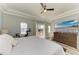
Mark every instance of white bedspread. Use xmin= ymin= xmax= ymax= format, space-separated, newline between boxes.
xmin=10 ymin=36 xmax=65 ymax=55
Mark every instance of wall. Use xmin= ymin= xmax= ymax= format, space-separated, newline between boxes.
xmin=52 ymin=13 xmax=79 ymax=33
xmin=51 ymin=20 xmax=57 ymax=33
xmin=0 ymin=12 xmax=50 ymax=38
xmin=0 ymin=11 xmax=3 ymax=29
xmin=52 ymin=13 xmax=79 ymax=48
xmin=2 ymin=13 xmax=34 ymax=36
xmin=0 ymin=11 xmax=1 ymax=29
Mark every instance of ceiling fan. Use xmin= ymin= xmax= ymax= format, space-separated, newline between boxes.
xmin=40 ymin=3 xmax=54 ymax=14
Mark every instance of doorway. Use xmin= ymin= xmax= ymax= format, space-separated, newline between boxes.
xmin=36 ymin=24 xmax=45 ymax=38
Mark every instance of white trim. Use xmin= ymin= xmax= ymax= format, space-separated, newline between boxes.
xmin=3 ymin=8 xmax=35 ymax=19
xmin=1 ymin=5 xmax=79 ymax=22
xmin=1 ymin=8 xmax=51 ymax=23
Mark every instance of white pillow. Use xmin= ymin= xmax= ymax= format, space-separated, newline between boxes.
xmin=0 ymin=35 xmax=12 ymax=54
xmin=0 ymin=34 xmax=16 ymax=54
xmin=2 ymin=34 xmax=16 ymax=46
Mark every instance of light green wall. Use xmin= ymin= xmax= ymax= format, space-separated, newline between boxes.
xmin=2 ymin=13 xmax=35 ymax=36
xmin=0 ymin=11 xmax=1 ymax=29
xmin=0 ymin=12 xmax=50 ymax=37
xmin=0 ymin=11 xmax=3 ymax=29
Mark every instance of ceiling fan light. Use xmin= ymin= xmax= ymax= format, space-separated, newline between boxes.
xmin=44 ymin=9 xmax=47 ymax=12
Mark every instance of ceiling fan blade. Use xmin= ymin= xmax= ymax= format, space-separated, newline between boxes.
xmin=41 ymin=10 xmax=44 ymax=14
xmin=40 ymin=3 xmax=54 ymax=14
xmin=47 ymin=8 xmax=54 ymax=11
xmin=40 ymin=3 xmax=46 ymax=9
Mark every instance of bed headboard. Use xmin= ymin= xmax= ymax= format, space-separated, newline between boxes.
xmin=53 ymin=32 xmax=77 ymax=48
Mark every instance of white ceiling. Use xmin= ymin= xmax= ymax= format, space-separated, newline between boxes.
xmin=4 ymin=3 xmax=79 ymax=22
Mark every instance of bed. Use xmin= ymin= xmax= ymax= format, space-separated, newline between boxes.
xmin=0 ymin=34 xmax=65 ymax=55
xmin=10 ymin=36 xmax=65 ymax=55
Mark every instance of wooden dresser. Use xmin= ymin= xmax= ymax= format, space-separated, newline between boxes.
xmin=53 ymin=32 xmax=77 ymax=48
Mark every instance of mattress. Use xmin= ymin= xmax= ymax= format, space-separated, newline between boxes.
xmin=10 ymin=36 xmax=65 ymax=55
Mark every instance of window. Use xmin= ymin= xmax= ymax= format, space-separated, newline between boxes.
xmin=20 ymin=22 xmax=27 ymax=34
xmin=48 ymin=25 xmax=51 ymax=33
